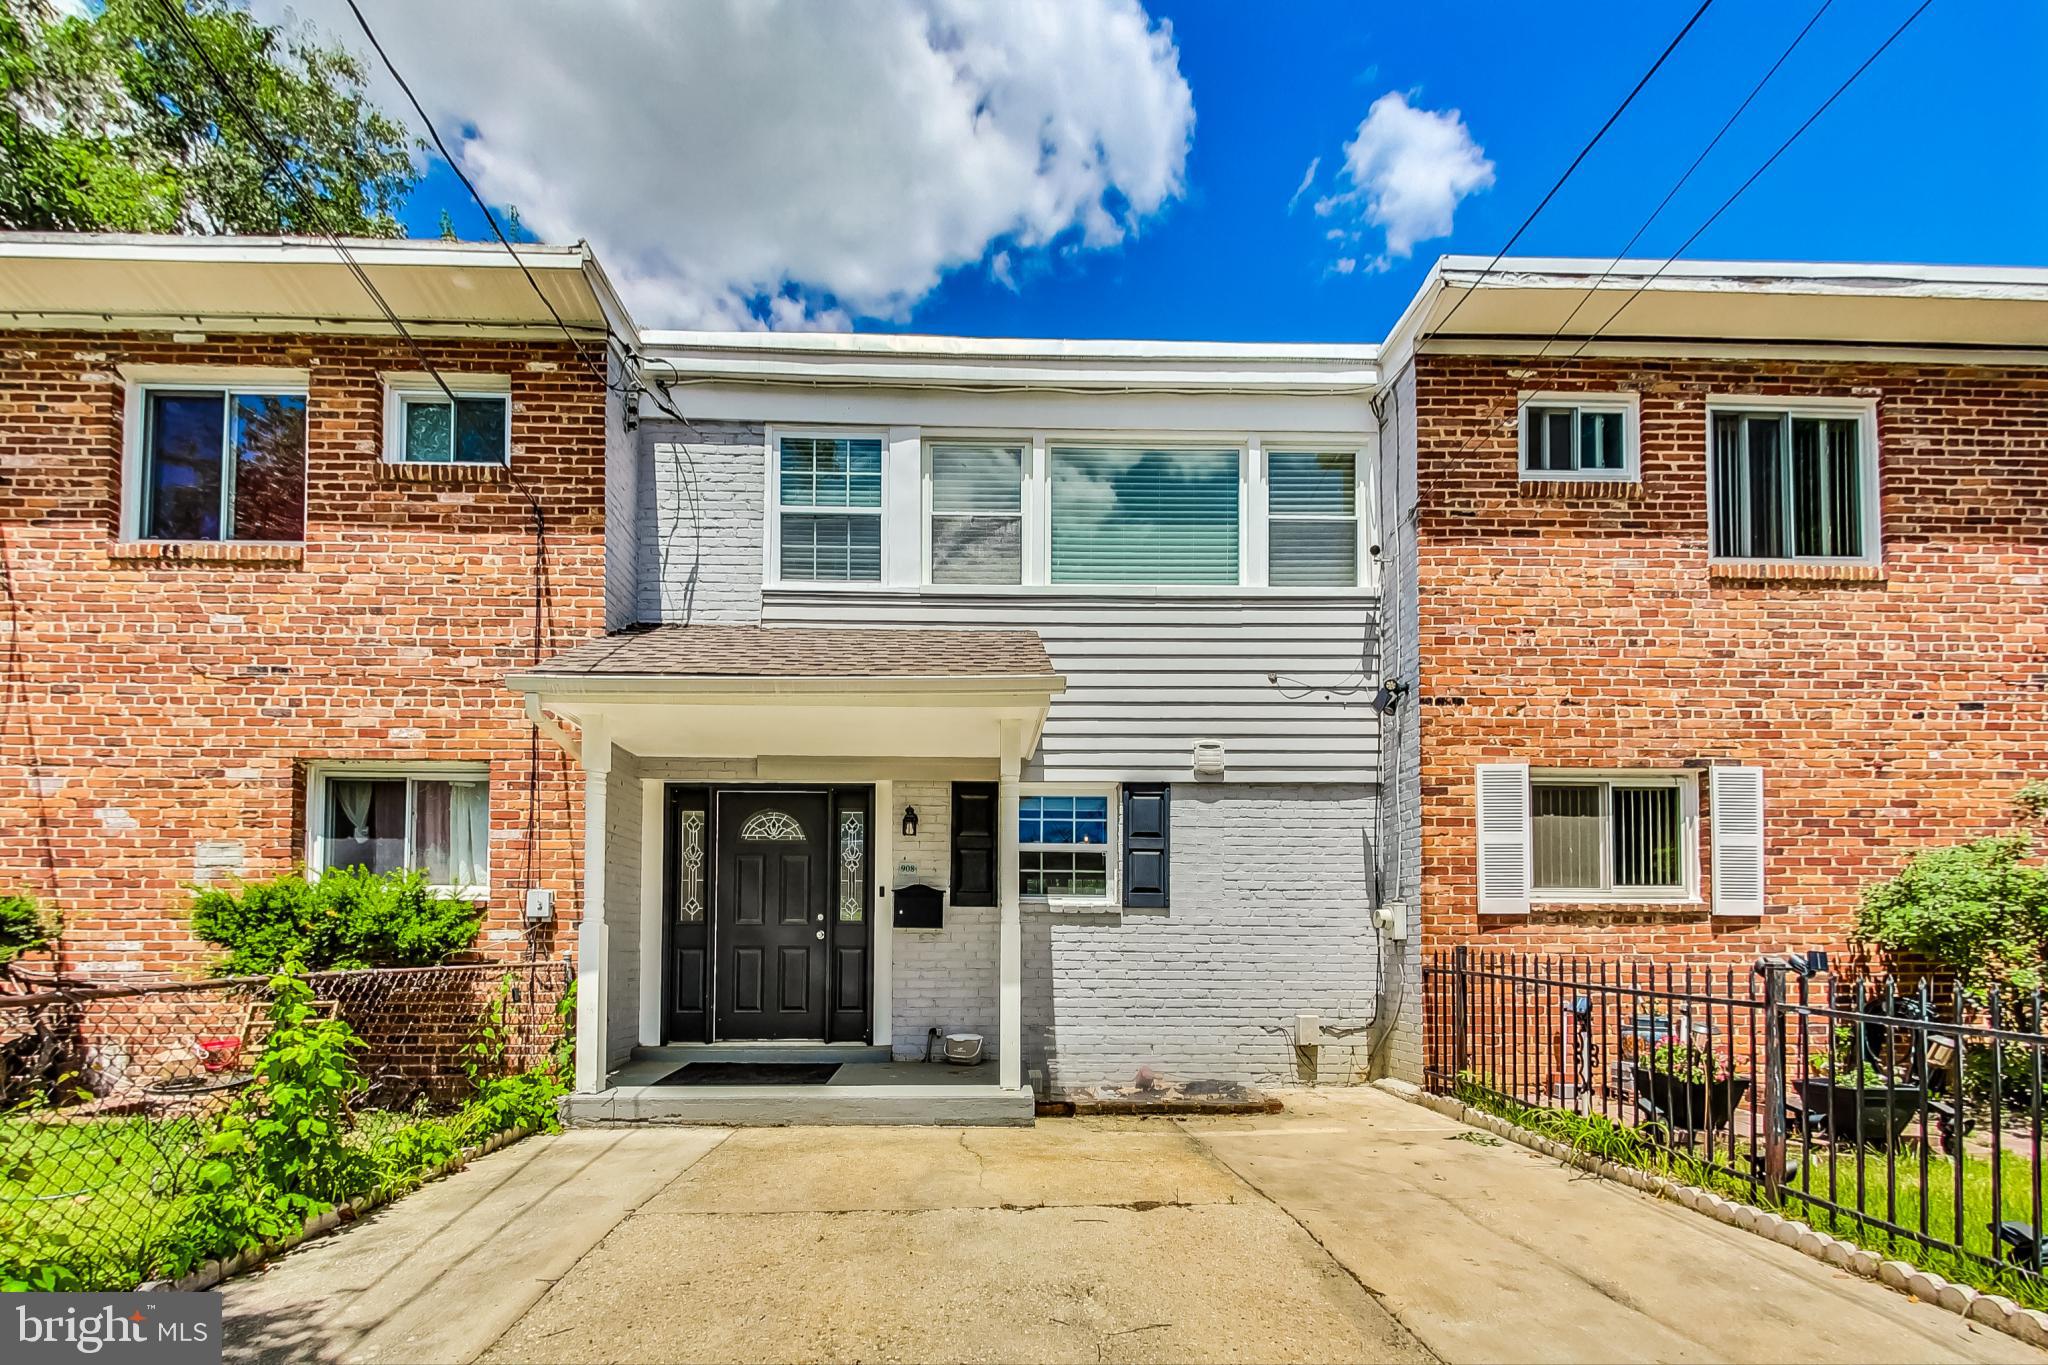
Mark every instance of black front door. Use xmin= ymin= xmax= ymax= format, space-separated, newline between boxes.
xmin=714 ymin=790 xmax=829 ymax=1040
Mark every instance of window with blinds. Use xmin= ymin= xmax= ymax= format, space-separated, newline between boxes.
xmin=930 ymin=443 xmax=1023 ymax=584
xmin=1048 ymin=446 xmax=1240 ymax=584
xmin=1710 ymin=409 xmax=1872 ymax=562
xmin=1531 ymin=776 xmax=1689 ymax=896
xmin=779 ymin=435 xmax=882 ymax=581
xmin=1267 ymin=450 xmax=1357 ymax=586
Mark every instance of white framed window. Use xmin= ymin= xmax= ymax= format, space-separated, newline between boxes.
xmin=121 ymin=369 xmax=308 ymax=542
xmin=1708 ymin=398 xmax=1879 ymax=564
xmin=382 ymin=374 xmax=511 ymax=466
xmin=772 ymin=430 xmax=884 ymax=582
xmin=1266 ymin=449 xmax=1359 ymax=586
xmin=1048 ymin=445 xmax=1242 ymax=585
xmin=1530 ymin=771 xmax=1697 ymax=901
xmin=1018 ymin=784 xmax=1116 ymax=905
xmin=1519 ymin=392 xmax=1638 ymax=480
xmin=306 ymin=762 xmax=490 ymax=897
xmin=927 ymin=442 xmax=1023 ymax=585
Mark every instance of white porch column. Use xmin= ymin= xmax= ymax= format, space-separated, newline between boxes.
xmin=997 ymin=719 xmax=1023 ymax=1091
xmin=574 ymin=715 xmax=611 ymax=1095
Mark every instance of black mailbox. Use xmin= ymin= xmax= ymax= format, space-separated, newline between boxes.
xmin=893 ymin=882 xmax=944 ymax=930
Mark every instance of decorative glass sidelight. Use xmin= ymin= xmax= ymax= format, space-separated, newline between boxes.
xmin=838 ymin=809 xmax=865 ymax=922
xmin=677 ymin=810 xmax=706 ymax=921
xmin=739 ymin=808 xmax=804 ymax=842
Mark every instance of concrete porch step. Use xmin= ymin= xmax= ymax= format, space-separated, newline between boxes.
xmin=629 ymin=1042 xmax=893 ymax=1067
xmin=565 ymin=1084 xmax=1035 ymax=1127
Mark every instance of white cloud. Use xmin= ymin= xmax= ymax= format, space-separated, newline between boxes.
xmin=262 ymin=0 xmax=1193 ymax=329
xmin=1286 ymin=156 xmax=1320 ymax=212
xmin=1331 ymin=257 xmax=1357 ymax=275
xmin=1315 ymin=91 xmax=1492 ymax=267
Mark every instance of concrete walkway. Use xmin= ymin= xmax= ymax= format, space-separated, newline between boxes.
xmin=218 ymin=1089 xmax=2046 ymax=1364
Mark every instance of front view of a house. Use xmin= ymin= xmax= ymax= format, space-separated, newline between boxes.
xmin=518 ymin=333 xmax=1387 ymax=1121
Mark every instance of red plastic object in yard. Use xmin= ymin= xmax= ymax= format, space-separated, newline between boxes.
xmin=197 ymin=1037 xmax=242 ymax=1072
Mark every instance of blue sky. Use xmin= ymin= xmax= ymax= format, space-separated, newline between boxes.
xmin=393 ymin=0 xmax=2043 ymax=343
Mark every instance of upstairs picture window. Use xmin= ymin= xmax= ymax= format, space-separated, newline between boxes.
xmin=1710 ymin=407 xmax=1875 ymax=562
xmin=1520 ymin=395 xmax=1634 ymax=479
xmin=1267 ymin=450 xmax=1357 ymax=586
xmin=779 ymin=434 xmax=882 ymax=581
xmin=137 ymin=386 xmax=306 ymax=541
xmin=1049 ymin=446 xmax=1239 ymax=584
xmin=312 ymin=765 xmax=489 ymax=893
xmin=1532 ymin=775 xmax=1690 ymax=898
xmin=390 ymin=385 xmax=509 ymax=466
xmin=930 ymin=443 xmax=1023 ymax=585
xmin=1019 ymin=791 xmax=1112 ymax=900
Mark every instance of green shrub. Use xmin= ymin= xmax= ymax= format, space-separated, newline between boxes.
xmin=0 ymin=892 xmax=56 ymax=969
xmin=190 ymin=867 xmax=482 ymax=974
xmin=1640 ymin=1042 xmax=1722 ymax=1083
xmin=1855 ymin=833 xmax=2048 ymax=995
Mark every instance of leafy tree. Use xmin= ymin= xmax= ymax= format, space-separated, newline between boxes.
xmin=1 ymin=0 xmax=420 ymax=235
xmin=1855 ymin=789 xmax=2048 ymax=996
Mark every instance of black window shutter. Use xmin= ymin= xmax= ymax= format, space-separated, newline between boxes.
xmin=1122 ymin=783 xmax=1170 ymax=908
xmin=950 ymin=782 xmax=998 ymax=908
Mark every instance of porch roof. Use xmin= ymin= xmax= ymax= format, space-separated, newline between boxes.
xmin=514 ymin=623 xmax=1055 ymax=683
xmin=507 ymin=625 xmax=1063 ymax=762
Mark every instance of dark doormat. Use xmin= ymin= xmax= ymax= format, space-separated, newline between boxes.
xmin=653 ymin=1062 xmax=842 ymax=1087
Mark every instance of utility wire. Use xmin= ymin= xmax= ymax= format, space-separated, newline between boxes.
xmin=341 ymin=0 xmax=616 ymax=394
xmin=149 ymin=0 xmax=462 ymax=408
xmin=1572 ymin=0 xmax=1935 ymax=347
xmin=1426 ymin=0 xmax=1717 ymax=342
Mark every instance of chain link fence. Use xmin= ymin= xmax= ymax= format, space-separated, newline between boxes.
xmin=0 ymin=961 xmax=570 ymax=1288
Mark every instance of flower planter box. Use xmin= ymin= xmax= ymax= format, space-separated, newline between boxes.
xmin=1798 ymin=1078 xmax=1925 ymax=1149
xmin=1632 ymin=1067 xmax=1752 ymax=1132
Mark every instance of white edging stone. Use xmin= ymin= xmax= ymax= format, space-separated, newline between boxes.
xmin=1371 ymin=1079 xmax=2048 ymax=1351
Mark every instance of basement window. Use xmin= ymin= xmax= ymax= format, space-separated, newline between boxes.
xmin=1531 ymin=774 xmax=1693 ymax=899
xmin=309 ymin=764 xmax=490 ymax=895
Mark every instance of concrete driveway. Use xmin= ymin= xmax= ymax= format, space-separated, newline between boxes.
xmin=219 ymin=1088 xmax=2044 ymax=1364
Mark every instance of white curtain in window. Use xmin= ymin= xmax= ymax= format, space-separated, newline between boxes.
xmin=337 ymin=781 xmax=373 ymax=842
xmin=449 ymin=782 xmax=489 ymax=889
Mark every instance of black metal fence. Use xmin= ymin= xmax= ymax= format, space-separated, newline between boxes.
xmin=0 ymin=961 xmax=570 ymax=1287
xmin=1424 ymin=948 xmax=2048 ymax=1294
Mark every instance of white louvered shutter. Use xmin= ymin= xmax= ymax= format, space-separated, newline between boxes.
xmin=1710 ymin=766 xmax=1766 ymax=917
xmin=1475 ymin=763 xmax=1531 ymax=915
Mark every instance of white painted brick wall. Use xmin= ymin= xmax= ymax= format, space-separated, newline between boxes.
xmin=1022 ymin=784 xmax=1382 ymax=1094
xmin=1375 ymin=362 xmax=1425 ymax=1084
xmin=887 ymin=780 xmax=999 ymax=1059
xmin=636 ymin=420 xmax=765 ymax=625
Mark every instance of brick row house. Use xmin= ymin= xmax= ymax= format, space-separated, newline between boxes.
xmin=0 ymin=236 xmax=636 ymax=976
xmin=4 ymin=235 xmax=2045 ymax=1121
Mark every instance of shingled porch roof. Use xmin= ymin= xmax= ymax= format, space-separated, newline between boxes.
xmin=516 ymin=624 xmax=1055 ymax=681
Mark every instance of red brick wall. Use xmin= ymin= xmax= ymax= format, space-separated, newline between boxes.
xmin=0 ymin=330 xmax=607 ymax=973
xmin=1414 ymin=353 xmax=2048 ymax=963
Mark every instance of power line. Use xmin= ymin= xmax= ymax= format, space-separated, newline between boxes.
xmin=1426 ymin=0 xmax=1717 ymax=342
xmin=1534 ymin=0 xmax=1835 ymax=357
xmin=1574 ymin=0 xmax=1935 ymax=346
xmin=149 ymin=0 xmax=462 ymax=408
xmin=340 ymin=0 xmax=617 ymax=395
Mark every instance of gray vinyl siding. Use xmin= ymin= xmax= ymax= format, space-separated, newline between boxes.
xmin=602 ymin=350 xmax=641 ymax=630
xmin=763 ymin=589 xmax=1378 ymax=783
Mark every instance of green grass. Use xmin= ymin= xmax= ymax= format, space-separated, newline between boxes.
xmin=1457 ymin=1083 xmax=2048 ymax=1310
xmin=0 ymin=1101 xmax=514 ymax=1289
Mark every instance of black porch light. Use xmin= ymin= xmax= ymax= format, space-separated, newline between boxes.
xmin=902 ymin=806 xmax=919 ymax=837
